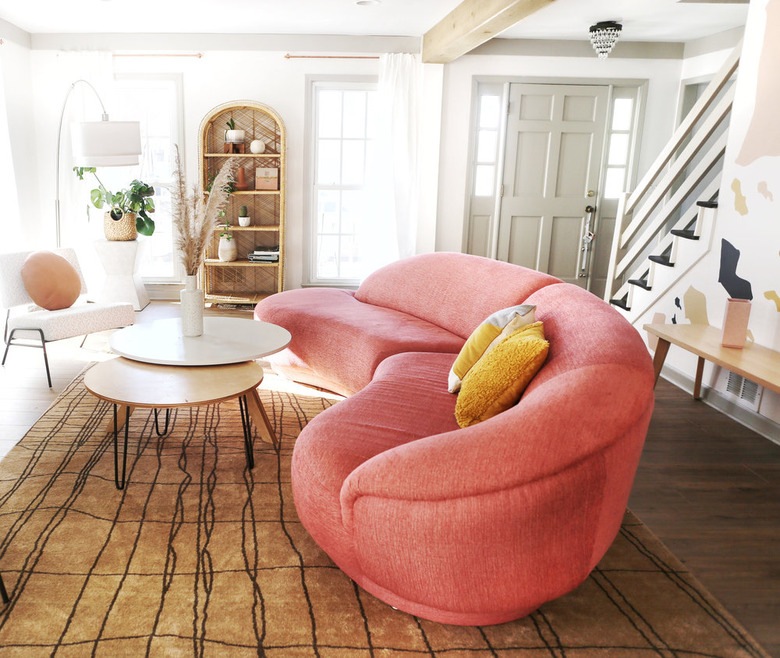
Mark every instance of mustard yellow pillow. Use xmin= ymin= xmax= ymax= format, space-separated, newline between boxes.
xmin=448 ymin=304 xmax=535 ymax=393
xmin=455 ymin=321 xmax=549 ymax=428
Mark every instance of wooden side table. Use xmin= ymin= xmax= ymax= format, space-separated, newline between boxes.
xmin=644 ymin=323 xmax=780 ymax=399
xmin=84 ymin=358 xmax=277 ymax=489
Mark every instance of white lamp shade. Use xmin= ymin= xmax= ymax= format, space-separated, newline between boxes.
xmin=71 ymin=120 xmax=142 ymax=167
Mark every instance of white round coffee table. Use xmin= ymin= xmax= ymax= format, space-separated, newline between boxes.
xmin=109 ymin=316 xmax=291 ymax=366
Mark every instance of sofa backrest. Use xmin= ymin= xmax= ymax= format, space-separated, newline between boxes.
xmin=355 ymin=252 xmax=561 ymax=339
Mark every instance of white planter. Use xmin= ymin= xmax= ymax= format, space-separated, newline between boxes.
xmin=224 ymin=129 xmax=245 ymax=144
xmin=180 ymin=275 xmax=204 ymax=337
xmin=218 ymin=236 xmax=237 ymax=262
xmin=238 ymin=215 xmax=251 ymax=227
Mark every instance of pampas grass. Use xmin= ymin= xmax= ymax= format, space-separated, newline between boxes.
xmin=171 ymin=145 xmax=239 ymax=276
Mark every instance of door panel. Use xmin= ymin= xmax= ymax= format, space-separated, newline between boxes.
xmin=497 ymin=83 xmax=608 ymax=288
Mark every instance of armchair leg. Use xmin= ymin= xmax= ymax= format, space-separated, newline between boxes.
xmin=3 ymin=328 xmax=53 ymax=388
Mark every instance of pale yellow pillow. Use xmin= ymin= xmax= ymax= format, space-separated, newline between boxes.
xmin=447 ymin=304 xmax=535 ymax=393
xmin=455 ymin=321 xmax=549 ymax=428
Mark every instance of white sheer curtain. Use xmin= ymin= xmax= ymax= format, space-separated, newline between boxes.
xmin=361 ymin=53 xmax=420 ymax=276
xmin=0 ymin=49 xmax=22 ymax=251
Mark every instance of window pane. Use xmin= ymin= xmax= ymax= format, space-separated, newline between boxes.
xmin=612 ymin=98 xmax=633 ymax=131
xmin=340 ymin=235 xmax=361 ymax=279
xmin=480 ymin=95 xmax=500 ymax=129
xmin=318 ymin=90 xmax=342 ymax=138
xmin=477 ymin=129 xmax=497 ymax=163
xmin=317 ymin=190 xmax=341 ymax=233
xmin=317 ymin=139 xmax=341 ymax=185
xmin=604 ymin=167 xmax=626 ymax=198
xmin=608 ymin=133 xmax=629 ymax=166
xmin=474 ymin=165 xmax=495 ymax=196
xmin=343 ymin=91 xmax=367 ymax=139
xmin=341 ymin=140 xmax=365 ymax=185
xmin=341 ymin=190 xmax=364 ymax=235
xmin=317 ymin=234 xmax=339 ymax=278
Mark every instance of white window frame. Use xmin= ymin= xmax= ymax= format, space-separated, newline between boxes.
xmin=305 ymin=76 xmax=377 ymax=287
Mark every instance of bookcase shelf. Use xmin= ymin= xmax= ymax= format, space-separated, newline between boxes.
xmin=198 ymin=101 xmax=286 ymax=305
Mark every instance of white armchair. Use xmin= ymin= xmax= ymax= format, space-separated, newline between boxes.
xmin=0 ymin=248 xmax=135 ymax=387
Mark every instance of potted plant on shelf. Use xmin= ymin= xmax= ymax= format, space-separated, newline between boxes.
xmin=238 ymin=205 xmax=251 ymax=227
xmin=224 ymin=118 xmax=245 ymax=153
xmin=74 ymin=167 xmax=156 ymax=240
xmin=218 ymin=220 xmax=237 ymax=262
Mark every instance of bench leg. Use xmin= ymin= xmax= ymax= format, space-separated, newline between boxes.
xmin=693 ymin=356 xmax=705 ymax=400
xmin=651 ymin=338 xmax=671 ymax=386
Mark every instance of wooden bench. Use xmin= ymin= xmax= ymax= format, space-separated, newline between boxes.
xmin=643 ymin=323 xmax=780 ymax=399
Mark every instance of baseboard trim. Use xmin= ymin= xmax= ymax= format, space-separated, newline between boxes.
xmin=660 ymin=365 xmax=780 ymax=447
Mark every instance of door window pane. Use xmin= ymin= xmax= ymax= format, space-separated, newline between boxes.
xmin=477 ymin=130 xmax=498 ymax=163
xmin=612 ymin=98 xmax=634 ymax=130
xmin=474 ymin=165 xmax=495 ymax=197
xmin=608 ymin=133 xmax=629 ymax=166
xmin=480 ymin=95 xmax=500 ymax=129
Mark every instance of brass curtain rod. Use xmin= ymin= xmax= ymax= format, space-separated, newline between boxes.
xmin=112 ymin=53 xmax=203 ymax=58
xmin=284 ymin=53 xmax=379 ymax=60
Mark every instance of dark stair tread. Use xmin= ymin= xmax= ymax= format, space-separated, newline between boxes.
xmin=628 ymin=278 xmax=652 ymax=290
xmin=649 ymin=254 xmax=674 ymax=267
xmin=671 ymin=228 xmax=700 ymax=240
xmin=697 ymin=199 xmax=718 ymax=208
xmin=609 ymin=297 xmax=631 ymax=311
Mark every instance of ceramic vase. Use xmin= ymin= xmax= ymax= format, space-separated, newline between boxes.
xmin=180 ymin=274 xmax=204 ymax=337
xmin=721 ymin=298 xmax=751 ymax=348
xmin=238 ymin=214 xmax=251 ymax=227
xmin=218 ymin=236 xmax=237 ymax=262
xmin=235 ymin=167 xmax=249 ymax=191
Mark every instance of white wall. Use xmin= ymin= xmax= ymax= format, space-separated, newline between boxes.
xmin=435 ymin=53 xmax=684 ymax=253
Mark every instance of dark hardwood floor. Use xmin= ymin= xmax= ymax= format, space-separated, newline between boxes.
xmin=629 ymin=378 xmax=780 ymax=657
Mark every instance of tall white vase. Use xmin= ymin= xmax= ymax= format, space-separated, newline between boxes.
xmin=180 ymin=274 xmax=204 ymax=337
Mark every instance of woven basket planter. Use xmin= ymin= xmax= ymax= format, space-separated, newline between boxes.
xmin=104 ymin=211 xmax=137 ymax=241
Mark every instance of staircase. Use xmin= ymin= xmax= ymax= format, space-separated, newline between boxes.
xmin=604 ymin=44 xmax=741 ymax=323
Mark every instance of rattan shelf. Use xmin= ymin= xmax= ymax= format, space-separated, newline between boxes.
xmin=198 ymin=101 xmax=286 ymax=306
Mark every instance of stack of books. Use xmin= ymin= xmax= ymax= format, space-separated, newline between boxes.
xmin=248 ymin=246 xmax=279 ymax=263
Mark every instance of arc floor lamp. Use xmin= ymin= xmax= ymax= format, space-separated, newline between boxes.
xmin=55 ymin=79 xmax=142 ymax=247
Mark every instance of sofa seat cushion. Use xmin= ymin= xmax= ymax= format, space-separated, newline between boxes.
xmin=255 ymin=288 xmax=465 ymax=395
xmin=291 ymin=351 xmax=459 ymax=573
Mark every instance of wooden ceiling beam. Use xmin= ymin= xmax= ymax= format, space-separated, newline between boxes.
xmin=422 ymin=0 xmax=557 ymax=64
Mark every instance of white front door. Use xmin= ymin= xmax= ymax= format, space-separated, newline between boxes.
xmin=496 ymin=83 xmax=608 ymax=289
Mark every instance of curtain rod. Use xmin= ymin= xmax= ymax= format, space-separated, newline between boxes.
xmin=113 ymin=53 xmax=203 ymax=58
xmin=284 ymin=54 xmax=379 ymax=60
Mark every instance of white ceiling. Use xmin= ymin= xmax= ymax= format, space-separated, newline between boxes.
xmin=0 ymin=0 xmax=749 ymax=42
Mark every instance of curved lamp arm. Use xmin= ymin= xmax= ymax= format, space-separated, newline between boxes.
xmin=55 ymin=80 xmax=108 ymax=248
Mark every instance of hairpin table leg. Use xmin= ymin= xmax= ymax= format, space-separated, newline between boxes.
xmin=238 ymin=395 xmax=254 ymax=470
xmin=153 ymin=408 xmax=171 ymax=436
xmin=113 ymin=404 xmax=130 ymax=490
xmin=0 ymin=573 xmax=9 ymax=604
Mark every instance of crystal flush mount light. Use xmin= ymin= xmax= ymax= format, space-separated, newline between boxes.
xmin=589 ymin=20 xmax=623 ymax=59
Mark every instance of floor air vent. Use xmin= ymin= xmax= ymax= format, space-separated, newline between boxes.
xmin=719 ymin=370 xmax=763 ymax=411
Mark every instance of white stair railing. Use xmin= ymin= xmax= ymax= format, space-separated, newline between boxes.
xmin=604 ymin=43 xmax=741 ymax=307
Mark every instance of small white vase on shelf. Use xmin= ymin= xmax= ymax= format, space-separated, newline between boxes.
xmin=180 ymin=274 xmax=204 ymax=337
xmin=218 ymin=236 xmax=238 ymax=262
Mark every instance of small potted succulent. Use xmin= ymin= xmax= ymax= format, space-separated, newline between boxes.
xmin=238 ymin=205 xmax=251 ymax=227
xmin=224 ymin=118 xmax=245 ymax=144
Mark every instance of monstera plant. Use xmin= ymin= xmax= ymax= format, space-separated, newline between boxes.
xmin=74 ymin=166 xmax=156 ymax=236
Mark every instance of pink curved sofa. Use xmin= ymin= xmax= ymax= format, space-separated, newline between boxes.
xmin=255 ymin=252 xmax=655 ymax=626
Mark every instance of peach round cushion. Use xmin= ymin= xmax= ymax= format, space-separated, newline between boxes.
xmin=21 ymin=251 xmax=81 ymax=310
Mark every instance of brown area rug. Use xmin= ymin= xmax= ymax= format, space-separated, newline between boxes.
xmin=0 ymin=369 xmax=769 ymax=656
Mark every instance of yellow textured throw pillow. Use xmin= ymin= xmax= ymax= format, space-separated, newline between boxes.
xmin=447 ymin=304 xmax=535 ymax=393
xmin=455 ymin=321 xmax=549 ymax=428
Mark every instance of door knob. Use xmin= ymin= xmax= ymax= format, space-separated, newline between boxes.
xmin=585 ymin=205 xmax=596 ymax=213
xmin=587 ymin=190 xmax=596 ymax=197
